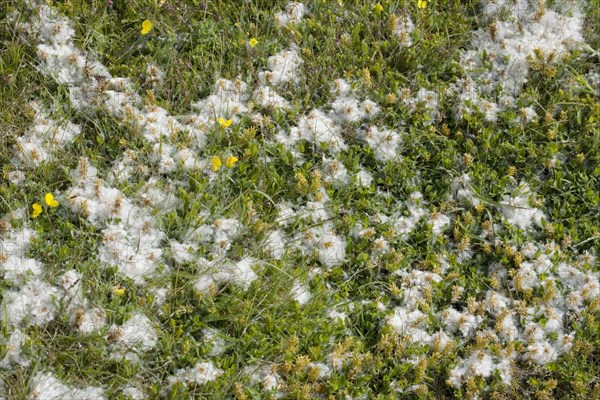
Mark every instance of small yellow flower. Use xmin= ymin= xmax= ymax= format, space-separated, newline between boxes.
xmin=417 ymin=0 xmax=427 ymax=9
xmin=373 ymin=3 xmax=383 ymax=13
xmin=211 ymin=156 xmax=223 ymax=171
xmin=32 ymin=203 xmax=42 ymax=219
xmin=141 ymin=19 xmax=153 ymax=35
xmin=249 ymin=37 xmax=258 ymax=47
xmin=225 ymin=156 xmax=239 ymax=168
xmin=113 ymin=284 xmax=126 ymax=296
xmin=45 ymin=193 xmax=59 ymax=207
xmin=218 ymin=117 xmax=233 ymax=128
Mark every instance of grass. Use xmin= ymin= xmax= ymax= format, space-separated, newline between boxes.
xmin=1 ymin=0 xmax=599 ymax=399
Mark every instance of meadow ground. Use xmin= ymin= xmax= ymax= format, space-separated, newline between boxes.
xmin=0 ymin=0 xmax=599 ymax=399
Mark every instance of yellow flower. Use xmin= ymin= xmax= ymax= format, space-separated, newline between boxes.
xmin=141 ymin=19 xmax=153 ymax=35
xmin=211 ymin=156 xmax=223 ymax=171
xmin=113 ymin=284 xmax=126 ymax=296
xmin=417 ymin=0 xmax=427 ymax=9
xmin=45 ymin=193 xmax=59 ymax=207
xmin=225 ymin=156 xmax=239 ymax=168
xmin=249 ymin=37 xmax=258 ymax=47
xmin=218 ymin=117 xmax=233 ymax=128
xmin=373 ymin=3 xmax=383 ymax=13
xmin=32 ymin=203 xmax=42 ymax=219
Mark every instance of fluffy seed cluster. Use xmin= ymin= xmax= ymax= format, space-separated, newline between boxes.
xmin=451 ymin=0 xmax=585 ymax=121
